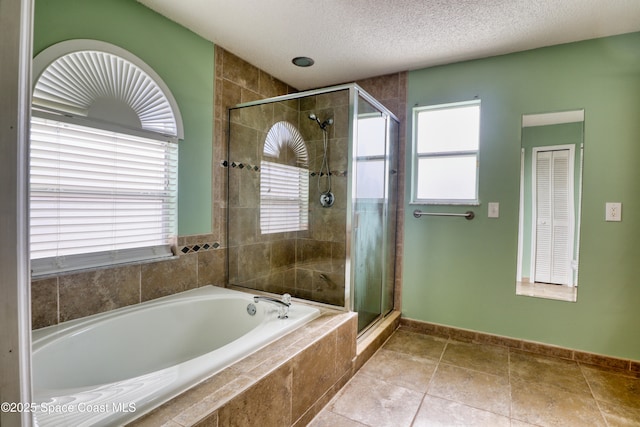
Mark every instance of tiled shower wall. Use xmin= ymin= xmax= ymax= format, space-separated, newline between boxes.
xmin=30 ymin=45 xmax=407 ymax=328
xmin=228 ymin=90 xmax=351 ymax=306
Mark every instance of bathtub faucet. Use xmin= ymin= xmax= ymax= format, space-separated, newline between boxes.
xmin=253 ymin=294 xmax=291 ymax=319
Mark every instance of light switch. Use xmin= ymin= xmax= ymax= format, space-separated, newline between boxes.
xmin=488 ymin=202 xmax=499 ymax=218
xmin=605 ymin=202 xmax=622 ymax=222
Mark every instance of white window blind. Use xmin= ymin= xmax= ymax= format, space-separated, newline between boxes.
xmin=260 ymin=161 xmax=309 ymax=234
xmin=413 ymin=100 xmax=480 ymax=204
xmin=30 ymin=116 xmax=178 ymax=276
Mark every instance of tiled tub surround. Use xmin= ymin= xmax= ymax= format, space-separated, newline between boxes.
xmin=129 ymin=307 xmax=358 ymax=426
xmin=32 ymin=286 xmax=320 ymax=426
xmin=30 ymin=236 xmax=225 ymax=329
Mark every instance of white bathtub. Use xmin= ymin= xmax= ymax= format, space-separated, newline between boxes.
xmin=32 ymin=285 xmax=320 ymax=426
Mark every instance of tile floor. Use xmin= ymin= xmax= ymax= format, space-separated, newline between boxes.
xmin=516 ymin=281 xmax=577 ymax=303
xmin=309 ymin=328 xmax=640 ymax=427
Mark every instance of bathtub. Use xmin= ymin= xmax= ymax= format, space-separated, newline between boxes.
xmin=32 ymin=285 xmax=320 ymax=426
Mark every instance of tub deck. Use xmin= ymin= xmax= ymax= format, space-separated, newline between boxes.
xmin=128 ymin=307 xmax=358 ymax=427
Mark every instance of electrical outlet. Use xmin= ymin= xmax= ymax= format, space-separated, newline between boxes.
xmin=605 ymin=202 xmax=622 ymax=222
xmin=488 ymin=202 xmax=499 ymax=218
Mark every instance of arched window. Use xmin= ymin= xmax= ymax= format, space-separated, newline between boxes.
xmin=260 ymin=121 xmax=309 ymax=234
xmin=30 ymin=40 xmax=183 ymax=276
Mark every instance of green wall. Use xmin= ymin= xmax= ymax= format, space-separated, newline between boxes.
xmin=33 ymin=0 xmax=214 ymax=235
xmin=403 ymin=32 xmax=640 ymax=360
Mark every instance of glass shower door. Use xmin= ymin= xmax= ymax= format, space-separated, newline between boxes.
xmin=352 ymin=96 xmax=397 ymax=333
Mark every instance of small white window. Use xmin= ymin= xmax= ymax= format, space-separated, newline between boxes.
xmin=412 ymin=100 xmax=480 ymax=204
xmin=260 ymin=122 xmax=309 ymax=234
xmin=30 ymin=40 xmax=182 ymax=276
xmin=355 ymin=115 xmax=387 ymax=199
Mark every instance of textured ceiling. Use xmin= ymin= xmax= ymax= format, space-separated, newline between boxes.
xmin=138 ymin=0 xmax=640 ymax=90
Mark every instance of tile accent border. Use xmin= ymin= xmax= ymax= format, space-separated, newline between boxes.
xmin=179 ymin=241 xmax=221 ymax=254
xmin=400 ymin=317 xmax=640 ymax=374
xmin=224 ymin=158 xmax=348 ymax=178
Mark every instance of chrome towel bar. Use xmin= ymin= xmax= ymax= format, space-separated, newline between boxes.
xmin=413 ymin=209 xmax=475 ymax=220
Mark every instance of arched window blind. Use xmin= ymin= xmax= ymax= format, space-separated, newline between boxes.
xmin=260 ymin=121 xmax=309 ymax=234
xmin=30 ymin=40 xmax=182 ymax=276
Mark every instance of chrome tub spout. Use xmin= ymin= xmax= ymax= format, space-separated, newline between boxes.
xmin=253 ymin=294 xmax=291 ymax=319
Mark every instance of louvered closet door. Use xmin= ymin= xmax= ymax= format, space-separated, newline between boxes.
xmin=534 ymin=149 xmax=571 ymax=285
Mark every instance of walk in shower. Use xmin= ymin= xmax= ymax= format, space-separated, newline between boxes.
xmin=227 ymin=84 xmax=398 ymax=334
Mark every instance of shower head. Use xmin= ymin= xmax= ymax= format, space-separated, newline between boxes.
xmin=308 ymin=113 xmax=332 ymax=130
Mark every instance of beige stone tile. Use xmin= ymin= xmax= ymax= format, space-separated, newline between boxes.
xmin=357 ymin=73 xmax=400 ymax=102
xmin=227 ymin=123 xmax=258 ymax=167
xmin=227 ymin=206 xmax=258 ymax=247
xmin=399 ymin=319 xmax=446 ymax=338
xmin=427 ymin=363 xmax=510 ymax=416
xmin=329 ymin=374 xmax=423 ymax=427
xmin=217 ymin=363 xmax=292 ymax=426
xmin=222 ymin=80 xmax=242 ymax=113
xmin=475 ymin=332 xmax=522 ymax=349
xmin=335 ymin=315 xmax=357 ymax=377
xmin=236 ymin=242 xmax=271 ymax=282
xmin=441 ymin=340 xmax=509 ymax=377
xmin=309 ymin=208 xmax=347 ymax=243
xmin=307 ymin=410 xmax=368 ymax=427
xmin=510 ymin=420 xmax=542 ymax=427
xmin=359 ymin=348 xmax=437 ymax=393
xmin=511 ymin=377 xmax=605 ymax=426
xmin=382 ymin=329 xmax=447 ymax=361
xmin=192 ymin=413 xmax=218 ymax=427
xmin=574 ymin=351 xmax=630 ymax=371
xmin=581 ymin=365 xmax=640 ymax=409
xmin=292 ymin=370 xmax=353 ymax=427
xmin=292 ymin=330 xmax=338 ymax=421
xmin=31 ymin=277 xmax=58 ymax=328
xmin=140 ymin=254 xmax=197 ymax=302
xmin=197 ymin=248 xmax=226 ymax=287
xmin=273 ymin=100 xmax=299 ymax=124
xmin=521 ymin=341 xmax=574 ymax=360
xmin=447 ymin=327 xmax=477 ymax=343
xmin=271 ymin=239 xmax=296 ymax=270
xmin=413 ymin=395 xmax=510 ymax=427
xmin=510 ymin=349 xmax=591 ymax=395
xmin=222 ymin=50 xmax=259 ymax=92
xmin=292 ymin=372 xmax=351 ymax=427
xmin=59 ymin=264 xmax=140 ymax=321
xmin=598 ymin=400 xmax=640 ymax=426
xmin=259 ymin=71 xmax=288 ymax=98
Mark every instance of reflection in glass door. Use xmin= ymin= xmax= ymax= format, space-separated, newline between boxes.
xmin=352 ymin=96 xmax=397 ymax=333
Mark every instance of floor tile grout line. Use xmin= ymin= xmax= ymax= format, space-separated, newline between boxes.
xmin=578 ymin=361 xmax=613 ymax=427
xmin=421 ymin=338 xmax=514 ymax=422
xmin=311 ymin=329 xmax=640 ymax=426
xmin=421 ymin=338 xmax=449 ymax=398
